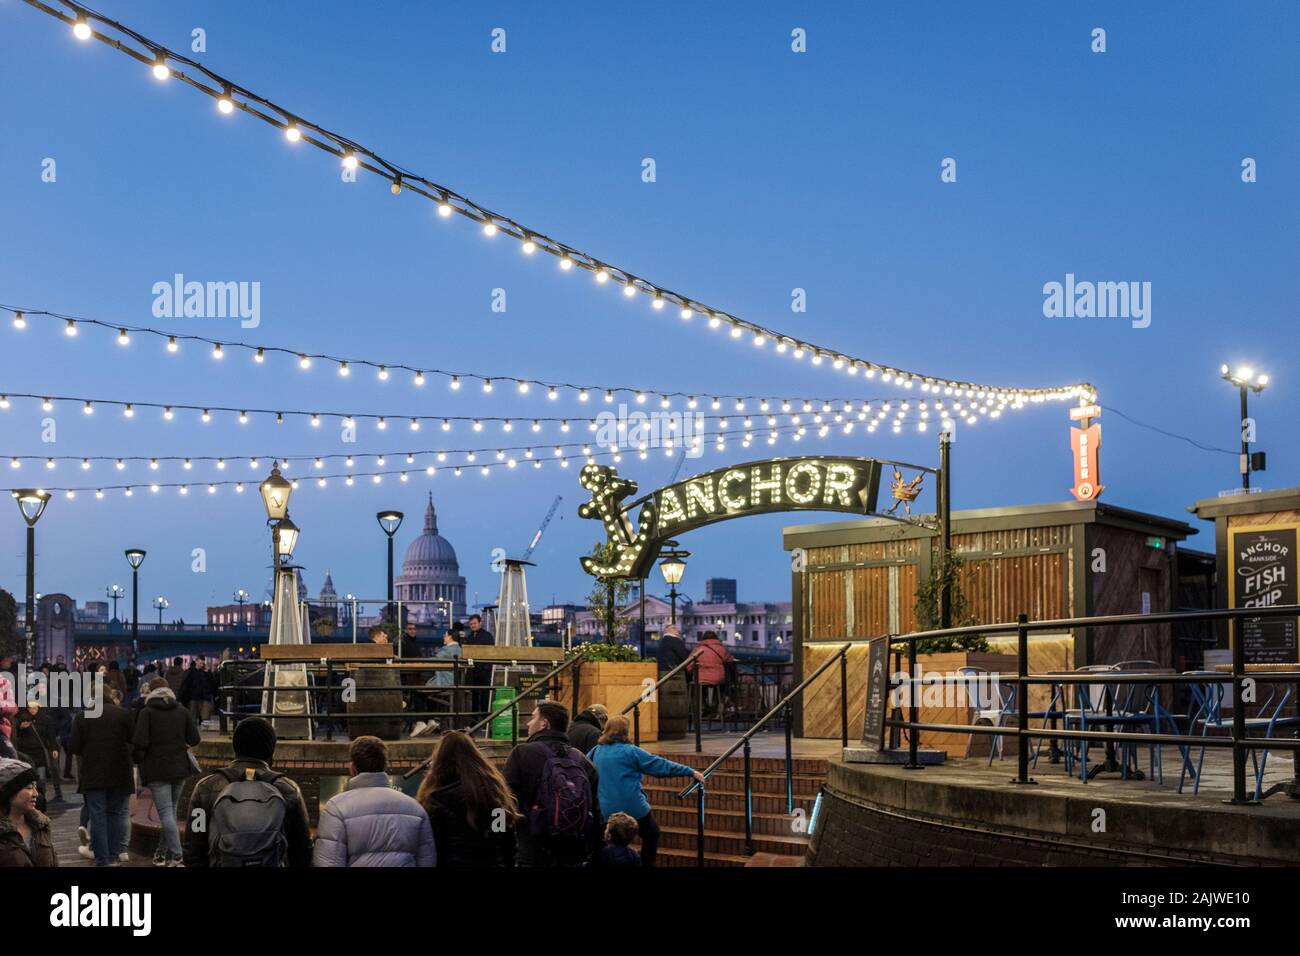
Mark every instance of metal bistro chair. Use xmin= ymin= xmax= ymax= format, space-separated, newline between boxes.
xmin=1180 ymin=671 xmax=1300 ymax=798
xmin=1062 ymin=665 xmax=1118 ymax=782
xmin=1107 ymin=661 xmax=1168 ymax=783
xmin=957 ymin=666 xmax=1016 ymax=765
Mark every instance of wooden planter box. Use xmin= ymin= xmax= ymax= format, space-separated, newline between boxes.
xmin=895 ymin=651 xmax=1019 ymax=758
xmin=555 ymin=661 xmax=659 ymax=743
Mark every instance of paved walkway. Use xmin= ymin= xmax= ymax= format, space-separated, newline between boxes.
xmin=44 ymin=790 xmax=155 ymax=868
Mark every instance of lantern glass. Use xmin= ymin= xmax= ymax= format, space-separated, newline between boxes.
xmin=125 ymin=548 xmax=147 ymax=570
xmin=15 ymin=490 xmax=50 ymax=527
xmin=259 ymin=465 xmax=292 ymax=520
xmin=276 ymin=517 xmax=300 ymax=557
xmin=659 ymin=553 xmax=688 ymax=586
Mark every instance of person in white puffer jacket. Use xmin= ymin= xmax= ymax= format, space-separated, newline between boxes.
xmin=313 ymin=736 xmax=435 ymax=867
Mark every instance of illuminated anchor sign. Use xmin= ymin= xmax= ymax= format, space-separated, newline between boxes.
xmin=579 ymin=456 xmax=886 ymax=581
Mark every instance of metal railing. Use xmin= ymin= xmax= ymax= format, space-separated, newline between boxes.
xmin=675 ymin=642 xmax=853 ymax=865
xmin=884 ymin=604 xmax=1300 ymax=805
xmin=622 ymin=650 xmax=703 ymax=749
xmin=402 ymin=647 xmax=589 ymax=779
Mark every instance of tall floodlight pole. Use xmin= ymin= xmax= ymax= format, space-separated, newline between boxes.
xmin=14 ymin=490 xmax=50 ymax=665
xmin=1221 ymin=365 xmax=1268 ymax=489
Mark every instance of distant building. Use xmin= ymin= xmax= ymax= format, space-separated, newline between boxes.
xmin=206 ymin=602 xmax=270 ymax=628
xmin=395 ymin=494 xmax=467 ymax=624
xmin=704 ymin=578 xmax=737 ymax=604
xmin=75 ymin=601 xmax=110 ymax=624
xmin=575 ymin=591 xmax=793 ymax=652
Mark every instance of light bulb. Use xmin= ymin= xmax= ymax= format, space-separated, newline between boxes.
xmin=522 ymin=239 xmax=536 ymax=254
xmin=166 ymin=335 xmax=178 ymax=352
xmin=12 ymin=312 xmax=25 ymax=329
xmin=117 ymin=328 xmax=130 ymax=345
xmin=482 ymin=222 xmax=497 ymax=236
xmin=152 ymin=58 xmax=170 ymax=81
xmin=438 ymin=201 xmax=452 ymax=217
xmin=342 ymin=152 xmax=358 ymax=170
xmin=338 ymin=361 xmax=349 ymax=377
xmin=73 ymin=17 xmax=91 ymax=40
xmin=414 ymin=371 xmax=426 ymax=386
xmin=285 ymin=124 xmax=302 ymax=142
xmin=450 ymin=376 xmax=460 ymax=390
xmin=377 ymin=366 xmax=389 ymax=381
xmin=217 ymin=88 xmax=235 ymax=114
xmin=212 ymin=343 xmax=224 ymax=359
xmin=299 ymin=355 xmax=311 ymax=369
xmin=65 ymin=320 xmax=78 ymax=336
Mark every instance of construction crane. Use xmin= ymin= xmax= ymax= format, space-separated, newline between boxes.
xmin=668 ymin=447 xmax=688 ymax=484
xmin=522 ymin=495 xmax=563 ymax=560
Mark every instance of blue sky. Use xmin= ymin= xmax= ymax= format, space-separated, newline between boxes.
xmin=1 ymin=0 xmax=1296 ymax=620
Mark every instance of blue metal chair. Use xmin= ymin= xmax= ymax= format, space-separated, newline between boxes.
xmin=1062 ymin=665 xmax=1117 ymax=782
xmin=1180 ymin=674 xmax=1300 ymax=798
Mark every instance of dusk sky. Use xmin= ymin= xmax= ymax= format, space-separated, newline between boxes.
xmin=1 ymin=1 xmax=1295 ymax=621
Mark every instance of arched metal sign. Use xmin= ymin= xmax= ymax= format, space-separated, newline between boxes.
xmin=579 ymin=455 xmax=928 ymax=580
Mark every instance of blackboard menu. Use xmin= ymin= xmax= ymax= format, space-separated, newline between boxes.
xmin=1230 ymin=525 xmax=1298 ymax=664
xmin=860 ymin=637 xmax=889 ymax=750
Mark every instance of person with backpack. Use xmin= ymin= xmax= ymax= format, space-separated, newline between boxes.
xmin=504 ymin=701 xmax=601 ymax=866
xmin=133 ymin=677 xmax=201 ymax=866
xmin=67 ymin=687 xmax=135 ymax=866
xmin=183 ymin=717 xmax=312 ymax=868
xmin=313 ymin=736 xmax=435 ymax=867
xmin=586 ymin=715 xmax=702 ymax=867
xmin=416 ymin=730 xmax=518 ymax=866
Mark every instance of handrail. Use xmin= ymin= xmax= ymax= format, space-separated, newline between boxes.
xmin=401 ymin=646 xmax=590 ymax=779
xmin=678 ymin=642 xmax=851 ymax=800
xmin=620 ymin=650 xmax=703 ymax=716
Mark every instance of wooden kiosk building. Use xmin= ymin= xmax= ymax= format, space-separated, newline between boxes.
xmin=783 ymin=499 xmax=1198 ymax=738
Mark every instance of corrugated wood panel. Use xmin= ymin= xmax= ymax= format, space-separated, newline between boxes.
xmin=960 ymin=553 xmax=1068 ymax=625
xmin=806 ymin=538 xmax=925 ymax=567
xmin=806 ymin=564 xmax=920 ymax=640
xmin=808 ymin=569 xmax=848 ymax=640
xmin=953 ymin=525 xmax=1071 ymax=553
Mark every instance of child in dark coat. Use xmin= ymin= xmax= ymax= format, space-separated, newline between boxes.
xmin=591 ymin=812 xmax=640 ymax=867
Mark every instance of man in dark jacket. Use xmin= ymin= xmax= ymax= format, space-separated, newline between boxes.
xmin=68 ymin=688 xmax=135 ymax=865
xmin=184 ymin=717 xmax=312 ymax=868
xmin=657 ymin=624 xmax=691 ymax=672
xmin=164 ymin=657 xmax=186 ymax=696
xmin=567 ymin=705 xmax=607 ymax=755
xmin=179 ymin=658 xmax=215 ymax=725
xmin=504 ymin=701 xmax=601 ymax=866
xmin=463 ymin=614 xmax=496 ymax=718
xmin=133 ymin=679 xmax=200 ymax=864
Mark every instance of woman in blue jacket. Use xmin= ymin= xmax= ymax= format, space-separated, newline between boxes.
xmin=587 ymin=715 xmax=703 ymax=867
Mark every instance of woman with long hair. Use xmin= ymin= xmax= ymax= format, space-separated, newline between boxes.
xmin=416 ymin=730 xmax=518 ymax=866
xmin=587 ymin=715 xmax=703 ymax=867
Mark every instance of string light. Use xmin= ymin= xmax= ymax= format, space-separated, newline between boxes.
xmin=18 ymin=2 xmax=1093 ymax=405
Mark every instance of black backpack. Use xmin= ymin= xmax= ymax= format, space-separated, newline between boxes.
xmin=207 ymin=767 xmax=289 ymax=867
xmin=528 ymin=743 xmax=593 ymax=842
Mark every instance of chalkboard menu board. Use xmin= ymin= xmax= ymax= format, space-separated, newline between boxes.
xmin=1229 ymin=525 xmax=1298 ymax=664
xmin=860 ymin=637 xmax=889 ymax=750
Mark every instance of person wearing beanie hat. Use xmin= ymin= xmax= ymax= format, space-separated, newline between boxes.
xmin=183 ymin=717 xmax=312 ymax=867
xmin=0 ymin=758 xmax=57 ymax=867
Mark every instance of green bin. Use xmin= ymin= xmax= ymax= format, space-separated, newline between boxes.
xmin=489 ymin=687 xmax=519 ymax=740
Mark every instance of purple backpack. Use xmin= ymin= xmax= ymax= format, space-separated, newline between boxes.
xmin=529 ymin=743 xmax=593 ymax=841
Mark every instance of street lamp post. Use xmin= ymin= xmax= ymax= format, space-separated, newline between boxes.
xmin=125 ymin=548 xmax=147 ymax=656
xmin=153 ymin=596 xmax=169 ymax=627
xmin=106 ymin=584 xmax=125 ymax=622
xmin=258 ymin=463 xmax=293 ymax=577
xmin=233 ymin=589 xmax=249 ymax=627
xmin=1221 ymin=365 xmax=1269 ymax=489
xmin=376 ymin=510 xmax=404 ymax=626
xmin=659 ymin=548 xmax=690 ymax=626
xmin=13 ymin=490 xmax=50 ymax=665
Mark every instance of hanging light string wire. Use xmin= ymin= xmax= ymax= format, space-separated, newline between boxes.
xmin=20 ymin=0 xmax=1094 ymax=404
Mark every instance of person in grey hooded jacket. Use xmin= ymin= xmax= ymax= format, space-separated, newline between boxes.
xmin=313 ymin=736 xmax=435 ymax=867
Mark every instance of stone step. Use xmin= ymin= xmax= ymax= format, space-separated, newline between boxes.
xmin=643 ymin=770 xmax=825 ymax=797
xmin=657 ymin=823 xmax=810 ymax=858
xmin=644 ymin=750 xmax=829 ymax=777
xmin=655 ymin=846 xmax=753 ymax=868
xmin=651 ymin=804 xmax=812 ymax=837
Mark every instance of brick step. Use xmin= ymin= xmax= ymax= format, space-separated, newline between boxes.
xmin=643 ymin=770 xmax=824 ymax=797
xmin=651 ymin=805 xmax=811 ymax=837
xmin=657 ymin=824 xmax=810 ymax=858
xmin=644 ymin=751 xmax=829 ymax=777
xmin=655 ymin=846 xmax=753 ymax=868
xmin=644 ymin=785 xmax=817 ymax=816
xmin=744 ymin=852 xmax=805 ymax=867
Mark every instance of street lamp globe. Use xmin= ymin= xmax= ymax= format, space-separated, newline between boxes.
xmin=125 ymin=548 xmax=147 ymax=570
xmin=376 ymin=510 xmax=404 ymax=537
xmin=1221 ymin=364 xmax=1270 ymax=392
xmin=259 ymin=463 xmax=293 ymax=521
xmin=14 ymin=489 xmax=51 ymax=527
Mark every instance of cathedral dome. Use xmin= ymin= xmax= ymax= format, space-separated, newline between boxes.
xmin=395 ymin=494 xmax=467 ymax=624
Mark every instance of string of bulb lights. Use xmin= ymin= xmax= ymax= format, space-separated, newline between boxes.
xmin=1 ymin=303 xmax=1029 ymax=412
xmin=6 ymin=418 xmax=924 ymax=476
xmin=0 ymin=390 xmax=987 ymax=437
xmin=20 ymin=0 xmax=1096 ymax=405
